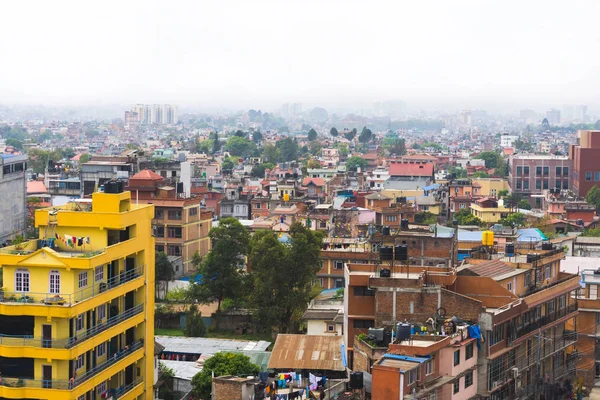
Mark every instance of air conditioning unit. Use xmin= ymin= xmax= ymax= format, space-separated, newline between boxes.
xmin=511 ymin=367 xmax=519 ymax=379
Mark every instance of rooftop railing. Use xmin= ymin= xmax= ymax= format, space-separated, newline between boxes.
xmin=0 ymin=266 xmax=144 ymax=306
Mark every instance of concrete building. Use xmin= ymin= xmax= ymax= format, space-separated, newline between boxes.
xmin=80 ymin=156 xmax=140 ymax=196
xmin=0 ymin=154 xmax=27 ymax=243
xmin=508 ymin=154 xmax=572 ymax=208
xmin=130 ymin=104 xmax=177 ymax=125
xmin=126 ymin=169 xmax=212 ymax=274
xmin=0 ymin=188 xmax=155 ymax=399
xmin=546 ymin=109 xmax=561 ymax=125
xmin=570 ymin=130 xmax=600 ymax=197
xmin=500 ymin=134 xmax=519 ymax=148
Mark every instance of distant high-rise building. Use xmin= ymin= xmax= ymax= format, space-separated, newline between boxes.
xmin=562 ymin=105 xmax=574 ymax=123
xmin=128 ymin=104 xmax=177 ymax=125
xmin=281 ymin=103 xmax=290 ymax=118
xmin=574 ymin=105 xmax=588 ymax=123
xmin=519 ymin=109 xmax=537 ymax=123
xmin=290 ymin=103 xmax=302 ymax=117
xmin=546 ymin=109 xmax=561 ymax=125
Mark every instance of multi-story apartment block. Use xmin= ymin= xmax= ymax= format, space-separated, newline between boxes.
xmin=570 ymin=130 xmax=600 ymax=197
xmin=0 ymin=154 xmax=27 ymax=243
xmin=130 ymin=104 xmax=177 ymax=125
xmin=508 ymin=154 xmax=572 ymax=208
xmin=0 ymin=186 xmax=155 ymax=399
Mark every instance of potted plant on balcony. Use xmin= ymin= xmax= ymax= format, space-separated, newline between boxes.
xmin=15 ymin=378 xmax=24 ymax=387
xmin=12 ymin=234 xmax=26 ymax=251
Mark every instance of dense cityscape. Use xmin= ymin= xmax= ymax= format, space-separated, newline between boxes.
xmin=3 ymin=1 xmax=600 ymax=400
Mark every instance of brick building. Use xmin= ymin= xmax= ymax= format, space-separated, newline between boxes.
xmin=570 ymin=130 xmax=600 ymax=196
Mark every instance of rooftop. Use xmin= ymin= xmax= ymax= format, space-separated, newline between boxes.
xmin=155 ymin=336 xmax=271 ymax=355
xmin=268 ymin=334 xmax=344 ymax=371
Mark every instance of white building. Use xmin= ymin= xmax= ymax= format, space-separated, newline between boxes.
xmin=500 ymin=134 xmax=519 ymax=148
xmin=0 ymin=154 xmax=27 ymax=243
xmin=302 ymin=289 xmax=343 ymax=336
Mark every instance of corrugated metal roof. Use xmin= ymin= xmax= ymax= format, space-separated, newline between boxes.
xmin=155 ymin=336 xmax=271 ymax=355
xmin=465 ymin=259 xmax=514 ymax=278
xmin=268 ymin=334 xmax=344 ymax=371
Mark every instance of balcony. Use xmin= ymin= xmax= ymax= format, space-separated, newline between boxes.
xmin=0 ymin=304 xmax=143 ymax=349
xmin=0 ymin=341 xmax=143 ymax=391
xmin=514 ymin=304 xmax=578 ymax=339
xmin=0 ymin=266 xmax=144 ymax=307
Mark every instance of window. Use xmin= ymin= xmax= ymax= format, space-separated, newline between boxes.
xmin=466 ymin=343 xmax=474 ymax=359
xmin=171 ymin=171 xmax=177 ymax=177
xmin=517 ymin=166 xmax=522 ymax=176
xmin=523 ymin=166 xmax=530 ymax=176
xmin=95 ymin=266 xmax=104 ymax=282
xmin=15 ymin=269 xmax=30 ymax=292
xmin=536 ymin=166 xmax=542 ymax=176
xmin=464 ymin=370 xmax=473 ymax=388
xmin=353 ymin=320 xmax=375 ymax=329
xmin=76 ymin=354 xmax=85 ymax=369
xmin=586 ymin=172 xmax=592 ymax=181
xmin=155 ymin=244 xmax=165 ymax=253
xmin=167 ymin=227 xmax=183 ymax=238
xmin=385 ymin=215 xmax=397 ymax=222
xmin=49 ymin=270 xmax=60 ymax=294
xmin=563 ymin=180 xmax=569 ymax=190
xmin=425 ymin=359 xmax=434 ymax=375
xmin=516 ymin=180 xmax=522 ymax=190
xmin=524 ymin=271 xmax=532 ymax=287
xmin=334 ymin=260 xmax=344 ymax=270
xmin=543 ymin=180 xmax=549 ymax=190
xmin=490 ymin=324 xmax=504 ymax=345
xmin=563 ymin=167 xmax=569 ymax=176
xmin=354 ymin=286 xmax=375 ymax=296
xmin=595 ymin=172 xmax=600 ymax=182
xmin=319 ymin=278 xmax=324 ymax=287
xmin=545 ymin=265 xmax=552 ymax=279
xmin=155 ymin=209 xmax=164 ymax=219
xmin=407 ymin=368 xmax=419 ymax=385
xmin=97 ymin=342 xmax=106 ymax=357
xmin=167 ymin=245 xmax=181 ymax=256
xmin=459 ymin=203 xmax=466 ymax=209
xmin=168 ymin=210 xmax=182 ymax=220
xmin=78 ymin=271 xmax=88 ymax=289
xmin=548 ymin=299 xmax=556 ymax=314
xmin=254 ymin=203 xmax=261 ymax=209
xmin=97 ymin=304 xmax=106 ymax=320
xmin=97 ymin=381 xmax=107 ymax=394
xmin=334 ymin=278 xmax=344 ymax=288
xmin=543 ymin=166 xmax=549 ymax=176
xmin=327 ymin=324 xmax=335 ymax=332
xmin=507 ymin=282 xmax=513 ymax=292
xmin=454 ymin=349 xmax=460 ymax=366
xmin=558 ymin=295 xmax=566 ymax=309
xmin=556 ymin=166 xmax=562 ymax=176
xmin=535 ymin=180 xmax=541 ymax=190
xmin=453 ymin=380 xmax=460 ymax=394
xmin=76 ymin=314 xmax=84 ymax=331
xmin=523 ymin=180 xmax=529 ymax=190
xmin=155 ymin=226 xmax=165 ymax=238
xmin=189 ymin=207 xmax=198 ymax=216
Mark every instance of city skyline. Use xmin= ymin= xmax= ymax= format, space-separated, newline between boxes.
xmin=1 ymin=0 xmax=600 ymax=112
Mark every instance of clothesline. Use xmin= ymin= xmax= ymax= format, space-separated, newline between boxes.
xmin=55 ymin=234 xmax=91 ymax=248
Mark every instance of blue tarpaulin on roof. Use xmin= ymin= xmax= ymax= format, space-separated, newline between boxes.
xmin=517 ymin=228 xmax=548 ymax=242
xmin=457 ymin=230 xmax=483 ymax=242
xmin=422 ymin=184 xmax=439 ymax=191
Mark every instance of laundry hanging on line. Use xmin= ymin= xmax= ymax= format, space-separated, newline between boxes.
xmin=55 ymin=234 xmax=91 ymax=248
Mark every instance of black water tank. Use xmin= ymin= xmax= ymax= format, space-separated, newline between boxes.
xmin=380 ymin=268 xmax=391 ymax=278
xmin=383 ymin=329 xmax=392 ymax=346
xmin=401 ymin=219 xmax=409 ymax=230
xmin=104 ymin=181 xmax=119 ymax=193
xmin=382 ymin=226 xmax=391 ymax=236
xmin=350 ymin=372 xmax=363 ymax=390
xmin=542 ymin=242 xmax=553 ymax=251
xmin=526 ymin=253 xmax=539 ymax=263
xmin=396 ymin=322 xmax=411 ymax=341
xmin=505 ymin=243 xmax=515 ymax=255
xmin=380 ymin=247 xmax=393 ymax=260
xmin=368 ymin=328 xmax=384 ymax=342
xmin=394 ymin=245 xmax=408 ymax=261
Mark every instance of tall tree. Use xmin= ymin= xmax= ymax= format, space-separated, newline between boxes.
xmin=261 ymin=144 xmax=281 ymax=163
xmin=189 ymin=218 xmax=250 ymax=311
xmin=358 ymin=126 xmax=373 ymax=143
xmin=247 ymin=224 xmax=323 ymax=333
xmin=382 ymin=137 xmax=406 ymax=156
xmin=276 ymin=137 xmax=298 ymax=161
xmin=252 ymin=130 xmax=263 ymax=143
xmin=330 ymin=127 xmax=339 ymax=137
xmin=346 ymin=156 xmax=368 ymax=172
xmin=307 ymin=128 xmax=318 ymax=141
xmin=586 ymin=185 xmax=600 ymax=209
xmin=155 ymin=252 xmax=175 ymax=299
xmin=225 ymin=136 xmax=255 ymax=158
xmin=184 ymin=304 xmax=207 ymax=337
xmin=344 ymin=129 xmax=357 ymax=141
xmin=191 ymin=353 xmax=259 ymax=399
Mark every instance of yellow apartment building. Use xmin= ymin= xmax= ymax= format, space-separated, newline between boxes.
xmin=0 ymin=187 xmax=154 ymax=400
xmin=471 ymin=178 xmax=510 ymax=198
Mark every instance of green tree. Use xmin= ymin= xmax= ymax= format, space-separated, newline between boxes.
xmin=38 ymin=130 xmax=53 ymax=142
xmin=448 ymin=166 xmax=467 ymax=179
xmin=6 ymin=138 xmax=24 ymax=150
xmin=250 ymin=164 xmax=267 ymax=178
xmin=585 ymin=185 xmax=600 ymax=209
xmin=414 ymin=211 xmax=438 ymax=225
xmin=475 ymin=151 xmax=503 ymax=169
xmin=189 ymin=218 xmax=250 ymax=312
xmin=346 ymin=156 xmax=368 ymax=172
xmin=309 ymin=141 xmax=322 ymax=156
xmin=184 ymin=304 xmax=207 ymax=337
xmin=261 ymin=144 xmax=280 ymax=163
xmin=191 ymin=353 xmax=259 ymax=399
xmin=517 ymin=199 xmax=532 ymax=210
xmin=581 ymin=228 xmax=600 ymax=237
xmin=498 ymin=189 xmax=509 ymax=198
xmin=196 ymin=139 xmax=214 ymax=154
xmin=500 ymin=212 xmax=526 ymax=227
xmin=156 ymin=251 xmax=175 ymax=299
xmin=221 ymin=158 xmax=234 ymax=173
xmin=234 ymin=130 xmax=245 ymax=137
xmin=307 ymin=128 xmax=317 ymax=141
xmin=382 ymin=137 xmax=406 ymax=156
xmin=209 ymin=132 xmax=221 ymax=153
xmin=275 ymin=137 xmax=298 ymax=161
xmin=337 ymin=143 xmax=349 ymax=157
xmin=79 ymin=154 xmax=91 ymax=163
xmin=453 ymin=209 xmax=483 ymax=226
xmin=225 ymin=136 xmax=255 ymax=158
xmin=306 ymin=159 xmax=321 ymax=169
xmin=247 ymin=223 xmax=323 ymax=333
xmin=471 ymin=171 xmax=491 ymax=178
xmin=252 ymin=130 xmax=263 ymax=143
xmin=358 ymin=127 xmax=373 ymax=143
xmin=344 ymin=129 xmax=357 ymax=141
xmin=330 ymin=127 xmax=339 ymax=137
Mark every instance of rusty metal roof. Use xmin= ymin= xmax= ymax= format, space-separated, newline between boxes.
xmin=465 ymin=259 xmax=514 ymax=278
xmin=267 ymin=334 xmax=344 ymax=371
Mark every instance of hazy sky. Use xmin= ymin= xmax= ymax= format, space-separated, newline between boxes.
xmin=1 ymin=0 xmax=599 ymax=111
